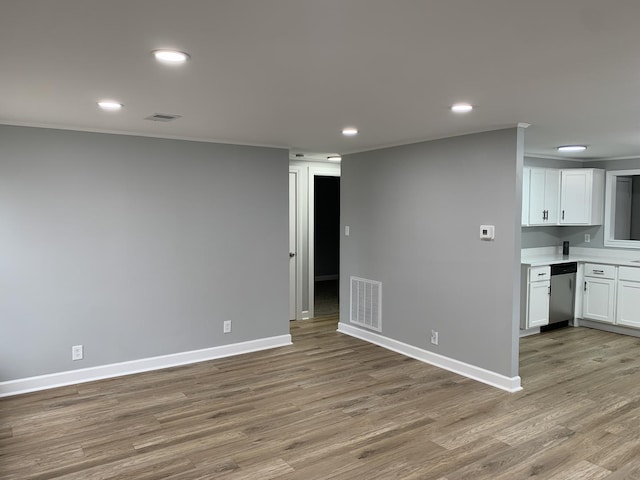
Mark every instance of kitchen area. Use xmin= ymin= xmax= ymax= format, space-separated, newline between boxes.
xmin=521 ymin=160 xmax=640 ymax=339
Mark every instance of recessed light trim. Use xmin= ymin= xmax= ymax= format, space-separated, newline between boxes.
xmin=557 ymin=145 xmax=587 ymax=152
xmin=98 ymin=101 xmax=123 ymax=111
xmin=342 ymin=127 xmax=358 ymax=136
xmin=327 ymin=155 xmax=342 ymax=162
xmin=153 ymin=49 xmax=191 ymax=63
xmin=451 ymin=103 xmax=473 ymax=113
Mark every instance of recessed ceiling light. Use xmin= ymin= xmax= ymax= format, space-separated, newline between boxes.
xmin=152 ymin=49 xmax=190 ymax=64
xmin=451 ymin=103 xmax=473 ymax=113
xmin=98 ymin=101 xmax=123 ymax=111
xmin=342 ymin=127 xmax=358 ymax=136
xmin=327 ymin=155 xmax=342 ymax=162
xmin=557 ymin=145 xmax=587 ymax=152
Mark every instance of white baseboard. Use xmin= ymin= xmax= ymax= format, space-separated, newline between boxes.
xmin=519 ymin=327 xmax=541 ymax=337
xmin=0 ymin=334 xmax=292 ymax=398
xmin=337 ymin=323 xmax=522 ymax=393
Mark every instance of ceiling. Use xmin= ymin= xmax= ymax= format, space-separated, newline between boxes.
xmin=2 ymin=0 xmax=640 ymax=161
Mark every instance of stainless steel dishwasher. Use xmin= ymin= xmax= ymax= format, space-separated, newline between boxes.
xmin=547 ymin=262 xmax=577 ymax=328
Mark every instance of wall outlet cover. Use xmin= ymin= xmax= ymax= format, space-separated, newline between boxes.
xmin=223 ymin=320 xmax=232 ymax=333
xmin=430 ymin=330 xmax=439 ymax=345
xmin=72 ymin=345 xmax=83 ymax=361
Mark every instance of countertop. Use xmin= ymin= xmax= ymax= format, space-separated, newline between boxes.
xmin=521 ymin=248 xmax=640 ymax=268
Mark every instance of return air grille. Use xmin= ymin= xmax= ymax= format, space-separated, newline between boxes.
xmin=350 ymin=277 xmax=382 ymax=331
xmin=145 ymin=113 xmax=182 ymax=122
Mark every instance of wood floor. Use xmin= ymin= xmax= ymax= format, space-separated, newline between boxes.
xmin=3 ymin=317 xmax=640 ymax=479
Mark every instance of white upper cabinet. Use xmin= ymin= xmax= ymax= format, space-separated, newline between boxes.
xmin=559 ymin=168 xmax=605 ymax=225
xmin=522 ymin=167 xmax=530 ymax=226
xmin=528 ymin=168 xmax=560 ymax=226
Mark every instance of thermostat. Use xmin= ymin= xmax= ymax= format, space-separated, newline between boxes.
xmin=480 ymin=225 xmax=495 ymax=240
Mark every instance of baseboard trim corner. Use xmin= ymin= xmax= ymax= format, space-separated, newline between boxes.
xmin=337 ymin=323 xmax=521 ymax=393
xmin=0 ymin=334 xmax=292 ymax=398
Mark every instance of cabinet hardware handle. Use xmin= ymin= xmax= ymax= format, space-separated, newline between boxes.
xmin=562 ymin=210 xmax=565 ymax=220
xmin=593 ymin=270 xmax=604 ymax=274
xmin=569 ymin=279 xmax=572 ymax=290
xmin=584 ymin=281 xmax=587 ymax=291
xmin=548 ymin=286 xmax=551 ymax=296
xmin=538 ymin=273 xmax=546 ymax=276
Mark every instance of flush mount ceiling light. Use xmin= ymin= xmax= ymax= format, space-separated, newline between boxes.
xmin=342 ymin=127 xmax=358 ymax=136
xmin=327 ymin=155 xmax=342 ymax=162
xmin=557 ymin=145 xmax=587 ymax=152
xmin=152 ymin=49 xmax=191 ymax=64
xmin=97 ymin=101 xmax=123 ymax=111
xmin=451 ymin=103 xmax=473 ymax=113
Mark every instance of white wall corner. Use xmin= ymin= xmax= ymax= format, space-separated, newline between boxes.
xmin=337 ymin=323 xmax=522 ymax=393
xmin=0 ymin=335 xmax=292 ymax=398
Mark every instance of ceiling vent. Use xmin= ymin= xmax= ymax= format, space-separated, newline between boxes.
xmin=145 ymin=113 xmax=182 ymax=122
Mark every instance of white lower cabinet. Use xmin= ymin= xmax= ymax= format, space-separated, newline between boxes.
xmin=616 ymin=267 xmax=640 ymax=328
xmin=582 ymin=278 xmax=616 ymax=323
xmin=528 ymin=279 xmax=550 ymax=328
xmin=582 ymin=263 xmax=616 ymax=324
xmin=616 ymin=282 xmax=640 ymax=328
xmin=521 ymin=265 xmax=550 ymax=329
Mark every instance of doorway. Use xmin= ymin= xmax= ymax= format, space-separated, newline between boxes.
xmin=313 ymin=176 xmax=340 ymax=316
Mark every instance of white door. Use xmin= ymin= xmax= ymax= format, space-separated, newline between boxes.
xmin=289 ymin=171 xmax=298 ymax=320
xmin=544 ymin=169 xmax=560 ymax=224
xmin=528 ymin=280 xmax=550 ymax=328
xmin=615 ymin=177 xmax=632 ymax=240
xmin=529 ymin=168 xmax=559 ymax=225
xmin=529 ymin=168 xmax=547 ymax=225
xmin=560 ymin=169 xmax=590 ymax=224
xmin=583 ymin=278 xmax=615 ymax=323
xmin=522 ymin=167 xmax=530 ymax=226
xmin=616 ymin=281 xmax=640 ymax=328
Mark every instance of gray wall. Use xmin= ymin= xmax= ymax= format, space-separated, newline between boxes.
xmin=0 ymin=125 xmax=289 ymax=381
xmin=562 ymin=158 xmax=640 ymax=249
xmin=340 ymin=128 xmax=521 ymax=377
xmin=524 ymin=156 xmax=582 ymax=169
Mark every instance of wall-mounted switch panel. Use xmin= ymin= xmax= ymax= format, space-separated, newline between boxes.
xmin=223 ymin=320 xmax=232 ymax=334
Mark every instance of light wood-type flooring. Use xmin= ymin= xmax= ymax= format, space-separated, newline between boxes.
xmin=3 ymin=316 xmax=640 ymax=479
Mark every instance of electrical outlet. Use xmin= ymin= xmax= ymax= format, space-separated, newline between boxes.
xmin=430 ymin=330 xmax=439 ymax=345
xmin=584 ymin=233 xmax=591 ymax=243
xmin=223 ymin=320 xmax=232 ymax=334
xmin=72 ymin=345 xmax=83 ymax=361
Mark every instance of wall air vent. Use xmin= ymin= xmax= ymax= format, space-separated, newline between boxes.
xmin=350 ymin=276 xmax=382 ymax=332
xmin=145 ymin=113 xmax=182 ymax=122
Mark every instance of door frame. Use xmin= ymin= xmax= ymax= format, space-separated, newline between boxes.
xmin=289 ymin=167 xmax=303 ymax=320
xmin=308 ymin=166 xmax=341 ymax=319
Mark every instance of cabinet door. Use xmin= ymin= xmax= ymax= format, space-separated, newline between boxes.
xmin=528 ymin=280 xmax=550 ymax=328
xmin=544 ymin=169 xmax=560 ymax=224
xmin=529 ymin=168 xmax=559 ymax=225
xmin=529 ymin=169 xmax=559 ymax=225
xmin=529 ymin=168 xmax=547 ymax=225
xmin=522 ymin=167 xmax=530 ymax=226
xmin=560 ymin=169 xmax=591 ymax=224
xmin=616 ymin=281 xmax=640 ymax=328
xmin=583 ymin=278 xmax=615 ymax=323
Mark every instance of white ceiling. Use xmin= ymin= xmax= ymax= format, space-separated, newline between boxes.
xmin=2 ymin=0 xmax=640 ymax=160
